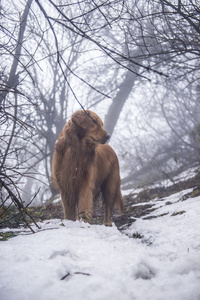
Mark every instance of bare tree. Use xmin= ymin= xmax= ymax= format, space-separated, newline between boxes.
xmin=116 ymin=0 xmax=200 ymax=187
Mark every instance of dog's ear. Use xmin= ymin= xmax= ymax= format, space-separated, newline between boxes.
xmin=72 ymin=116 xmax=86 ymax=139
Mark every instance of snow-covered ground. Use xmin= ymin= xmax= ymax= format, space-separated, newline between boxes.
xmin=1 ymin=188 xmax=200 ymax=300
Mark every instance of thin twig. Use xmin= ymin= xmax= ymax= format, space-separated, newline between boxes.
xmin=0 ymin=178 xmax=40 ymax=232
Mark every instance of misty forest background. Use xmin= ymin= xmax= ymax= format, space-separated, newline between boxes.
xmin=0 ymin=0 xmax=200 ymax=217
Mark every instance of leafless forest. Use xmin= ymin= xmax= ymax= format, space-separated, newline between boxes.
xmin=1 ymin=0 xmax=200 ymax=211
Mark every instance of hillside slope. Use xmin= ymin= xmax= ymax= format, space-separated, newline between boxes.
xmin=1 ymin=168 xmax=200 ymax=300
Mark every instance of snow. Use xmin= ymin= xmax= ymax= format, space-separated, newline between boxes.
xmin=149 ymin=167 xmax=199 ymax=189
xmin=121 ymin=167 xmax=200 ymax=196
xmin=1 ymin=191 xmax=200 ymax=300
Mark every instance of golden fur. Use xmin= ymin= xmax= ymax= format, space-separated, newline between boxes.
xmin=52 ymin=110 xmax=124 ymax=226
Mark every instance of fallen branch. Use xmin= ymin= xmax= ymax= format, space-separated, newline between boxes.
xmin=0 ymin=177 xmax=40 ymax=232
xmin=61 ymin=271 xmax=91 ymax=280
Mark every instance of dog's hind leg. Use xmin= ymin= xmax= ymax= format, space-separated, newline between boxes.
xmin=101 ymin=179 xmax=115 ymax=226
xmin=102 ymin=173 xmax=123 ymax=226
xmin=104 ymin=204 xmax=113 ymax=226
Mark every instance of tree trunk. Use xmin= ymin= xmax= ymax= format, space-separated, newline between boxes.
xmin=0 ymin=0 xmax=33 ymax=107
xmin=104 ymin=65 xmax=139 ymax=137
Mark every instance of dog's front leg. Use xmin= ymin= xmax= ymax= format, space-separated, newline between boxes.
xmin=77 ymin=187 xmax=93 ymax=223
xmin=61 ymin=192 xmax=76 ymax=221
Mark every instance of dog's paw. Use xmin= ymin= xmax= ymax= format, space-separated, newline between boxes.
xmin=103 ymin=221 xmax=112 ymax=227
xmin=78 ymin=212 xmax=92 ymax=224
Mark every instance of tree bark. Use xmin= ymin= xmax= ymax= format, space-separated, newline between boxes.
xmin=104 ymin=70 xmax=137 ymax=136
xmin=0 ymin=0 xmax=33 ymax=107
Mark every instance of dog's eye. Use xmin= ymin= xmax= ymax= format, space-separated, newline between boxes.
xmin=93 ymin=119 xmax=98 ymax=125
xmin=90 ymin=119 xmax=98 ymax=127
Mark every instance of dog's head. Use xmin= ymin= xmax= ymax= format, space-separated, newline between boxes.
xmin=71 ymin=110 xmax=110 ymax=144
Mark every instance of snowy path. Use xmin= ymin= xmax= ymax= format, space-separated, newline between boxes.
xmin=1 ymin=191 xmax=200 ymax=300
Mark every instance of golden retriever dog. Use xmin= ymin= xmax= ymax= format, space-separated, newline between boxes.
xmin=52 ymin=110 xmax=124 ymax=226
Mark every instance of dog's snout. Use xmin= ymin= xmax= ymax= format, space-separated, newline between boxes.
xmin=104 ymin=133 xmax=110 ymax=142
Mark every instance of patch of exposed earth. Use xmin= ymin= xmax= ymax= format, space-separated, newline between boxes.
xmin=1 ymin=170 xmax=200 ymax=235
